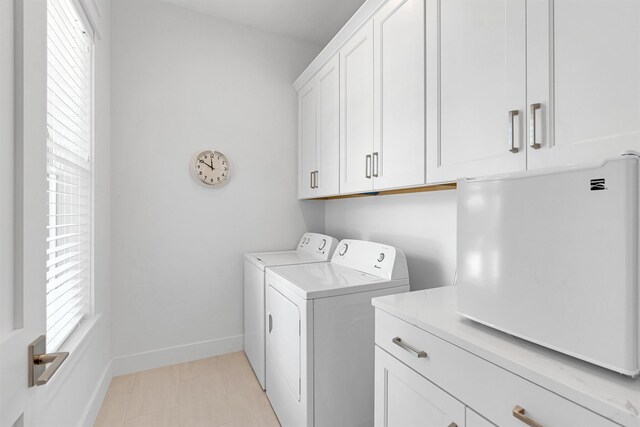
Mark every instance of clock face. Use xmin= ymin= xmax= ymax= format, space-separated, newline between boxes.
xmin=192 ymin=150 xmax=230 ymax=187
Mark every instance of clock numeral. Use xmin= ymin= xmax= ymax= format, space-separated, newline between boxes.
xmin=199 ymin=171 xmax=202 ymax=175
xmin=210 ymin=178 xmax=214 ymax=183
xmin=204 ymin=176 xmax=207 ymax=179
xmin=217 ymin=177 xmax=221 ymax=181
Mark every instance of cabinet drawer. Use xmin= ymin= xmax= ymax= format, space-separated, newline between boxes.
xmin=375 ymin=310 xmax=618 ymax=427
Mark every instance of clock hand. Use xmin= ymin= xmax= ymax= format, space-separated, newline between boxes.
xmin=209 ymin=159 xmax=215 ymax=170
xmin=199 ymin=159 xmax=214 ymax=170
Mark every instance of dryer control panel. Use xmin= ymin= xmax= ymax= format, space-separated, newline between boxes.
xmin=297 ymin=233 xmax=339 ymax=260
xmin=332 ymin=240 xmax=408 ymax=280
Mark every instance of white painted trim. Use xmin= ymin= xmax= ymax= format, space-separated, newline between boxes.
xmin=79 ymin=360 xmax=112 ymax=427
xmin=292 ymin=0 xmax=388 ymax=91
xmin=112 ymin=334 xmax=244 ymax=376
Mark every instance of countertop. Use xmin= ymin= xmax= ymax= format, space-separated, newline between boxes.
xmin=372 ymin=287 xmax=640 ymax=427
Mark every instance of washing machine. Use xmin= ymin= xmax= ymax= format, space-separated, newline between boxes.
xmin=265 ymin=240 xmax=410 ymax=427
xmin=244 ymin=233 xmax=338 ymax=390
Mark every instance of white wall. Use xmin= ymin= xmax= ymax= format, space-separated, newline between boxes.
xmin=325 ymin=190 xmax=457 ymax=290
xmin=110 ymin=0 xmax=323 ymax=372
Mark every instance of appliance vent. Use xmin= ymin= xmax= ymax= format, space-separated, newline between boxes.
xmin=590 ymin=178 xmax=606 ymax=191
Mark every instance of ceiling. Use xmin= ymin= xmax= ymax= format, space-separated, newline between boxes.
xmin=159 ymin=0 xmax=368 ymax=46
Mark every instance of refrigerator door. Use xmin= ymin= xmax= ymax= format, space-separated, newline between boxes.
xmin=457 ymin=156 xmax=638 ymax=375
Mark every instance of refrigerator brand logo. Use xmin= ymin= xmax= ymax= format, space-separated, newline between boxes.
xmin=590 ymin=178 xmax=606 ymax=191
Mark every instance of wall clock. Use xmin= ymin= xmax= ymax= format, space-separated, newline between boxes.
xmin=192 ymin=150 xmax=230 ymax=187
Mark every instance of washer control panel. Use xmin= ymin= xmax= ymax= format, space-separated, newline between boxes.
xmin=297 ymin=233 xmax=339 ymax=260
xmin=332 ymin=239 xmax=408 ymax=280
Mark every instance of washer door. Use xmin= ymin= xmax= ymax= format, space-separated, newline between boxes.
xmin=266 ymin=285 xmax=301 ymax=401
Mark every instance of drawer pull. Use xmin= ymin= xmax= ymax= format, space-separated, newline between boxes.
xmin=447 ymin=423 xmax=457 ymax=427
xmin=392 ymin=337 xmax=427 ymax=358
xmin=513 ymin=405 xmax=543 ymax=427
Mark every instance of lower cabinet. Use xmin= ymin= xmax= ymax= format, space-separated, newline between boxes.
xmin=374 ymin=309 xmax=619 ymax=427
xmin=374 ymin=346 xmax=464 ymax=427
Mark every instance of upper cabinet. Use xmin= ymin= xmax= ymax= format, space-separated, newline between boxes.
xmin=426 ymin=0 xmax=527 ymax=183
xmin=295 ymin=0 xmax=640 ymax=198
xmin=527 ymin=0 xmax=640 ymax=170
xmin=340 ymin=22 xmax=375 ymax=194
xmin=373 ymin=0 xmax=425 ymax=190
xmin=298 ymin=55 xmax=340 ymax=199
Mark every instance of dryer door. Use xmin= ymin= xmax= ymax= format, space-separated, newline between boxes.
xmin=266 ymin=285 xmax=301 ymax=401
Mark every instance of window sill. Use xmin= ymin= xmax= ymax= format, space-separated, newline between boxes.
xmin=39 ymin=314 xmax=103 ymax=399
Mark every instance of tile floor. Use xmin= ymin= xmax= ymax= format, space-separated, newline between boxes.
xmin=94 ymin=352 xmax=280 ymax=427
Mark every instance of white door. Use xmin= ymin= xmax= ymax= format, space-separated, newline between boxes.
xmin=298 ymin=80 xmax=318 ymax=199
xmin=266 ymin=285 xmax=301 ymax=402
xmin=1 ymin=1 xmax=50 ymax=425
xmin=340 ymin=21 xmax=375 ymax=194
xmin=373 ymin=0 xmax=425 ymax=190
xmin=426 ymin=0 xmax=527 ymax=184
xmin=316 ymin=55 xmax=340 ymax=197
xmin=527 ymin=0 xmax=640 ymax=170
xmin=243 ymin=262 xmax=266 ymax=389
xmin=374 ymin=347 xmax=465 ymax=427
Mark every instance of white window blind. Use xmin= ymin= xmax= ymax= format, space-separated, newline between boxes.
xmin=46 ymin=0 xmax=93 ymax=351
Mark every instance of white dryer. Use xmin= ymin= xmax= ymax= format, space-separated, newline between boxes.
xmin=244 ymin=233 xmax=338 ymax=390
xmin=265 ymin=240 xmax=410 ymax=427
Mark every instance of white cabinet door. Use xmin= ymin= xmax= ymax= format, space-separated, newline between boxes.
xmin=372 ymin=0 xmax=425 ymax=190
xmin=340 ymin=21 xmax=375 ymax=194
xmin=374 ymin=346 xmax=465 ymax=427
xmin=466 ymin=408 xmax=496 ymax=427
xmin=426 ymin=0 xmax=527 ymax=184
xmin=298 ymin=81 xmax=317 ymax=199
xmin=527 ymin=0 xmax=640 ymax=170
xmin=316 ymin=55 xmax=340 ymax=197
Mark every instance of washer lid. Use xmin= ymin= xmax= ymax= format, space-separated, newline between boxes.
xmin=267 ymin=262 xmax=408 ymax=300
xmin=244 ymin=251 xmax=322 ymax=271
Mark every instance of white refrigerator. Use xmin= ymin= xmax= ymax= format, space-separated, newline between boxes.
xmin=457 ymin=155 xmax=638 ymax=376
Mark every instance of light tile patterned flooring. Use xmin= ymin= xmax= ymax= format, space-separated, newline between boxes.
xmin=94 ymin=352 xmax=280 ymax=427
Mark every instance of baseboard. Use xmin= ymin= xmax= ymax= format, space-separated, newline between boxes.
xmin=111 ymin=334 xmax=243 ymax=376
xmin=79 ymin=360 xmax=112 ymax=427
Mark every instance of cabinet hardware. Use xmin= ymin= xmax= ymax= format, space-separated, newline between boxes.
xmin=529 ymin=103 xmax=542 ymax=149
xmin=508 ymin=110 xmax=519 ymax=153
xmin=366 ymin=155 xmax=372 ymax=179
xmin=513 ymin=405 xmax=543 ymax=427
xmin=310 ymin=171 xmax=314 ymax=189
xmin=28 ymin=335 xmax=69 ymax=387
xmin=373 ymin=152 xmax=379 ymax=177
xmin=447 ymin=423 xmax=458 ymax=427
xmin=392 ymin=337 xmax=427 ymax=358
xmin=314 ymin=171 xmax=319 ymax=189
xmin=268 ymin=313 xmax=273 ymax=333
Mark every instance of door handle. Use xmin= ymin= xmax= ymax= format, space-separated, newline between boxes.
xmin=310 ymin=171 xmax=313 ymax=189
xmin=372 ymin=152 xmax=379 ymax=177
xmin=365 ymin=155 xmax=372 ymax=179
xmin=314 ymin=171 xmax=318 ymax=189
xmin=529 ymin=103 xmax=542 ymax=149
xmin=513 ymin=405 xmax=544 ymax=427
xmin=392 ymin=337 xmax=427 ymax=358
xmin=268 ymin=313 xmax=273 ymax=333
xmin=28 ymin=335 xmax=69 ymax=387
xmin=508 ymin=110 xmax=519 ymax=153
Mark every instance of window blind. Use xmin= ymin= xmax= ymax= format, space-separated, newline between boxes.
xmin=46 ymin=0 xmax=93 ymax=351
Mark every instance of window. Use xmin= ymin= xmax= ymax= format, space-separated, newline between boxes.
xmin=46 ymin=0 xmax=93 ymax=351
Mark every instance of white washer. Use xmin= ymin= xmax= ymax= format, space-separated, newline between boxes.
xmin=265 ymin=240 xmax=410 ymax=427
xmin=244 ymin=233 xmax=338 ymax=390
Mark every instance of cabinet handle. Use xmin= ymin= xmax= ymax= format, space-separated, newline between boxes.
xmin=365 ymin=154 xmax=372 ymax=179
xmin=529 ymin=103 xmax=542 ymax=149
xmin=268 ymin=313 xmax=273 ymax=333
xmin=372 ymin=152 xmax=379 ymax=177
xmin=392 ymin=337 xmax=427 ymax=358
xmin=310 ymin=171 xmax=314 ymax=189
xmin=508 ymin=110 xmax=519 ymax=153
xmin=447 ymin=423 xmax=458 ymax=427
xmin=513 ymin=405 xmax=543 ymax=427
xmin=314 ymin=171 xmax=319 ymax=188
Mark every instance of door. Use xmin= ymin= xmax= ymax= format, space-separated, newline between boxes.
xmin=340 ymin=21 xmax=375 ymax=194
xmin=373 ymin=0 xmax=425 ymax=190
xmin=316 ymin=55 xmax=340 ymax=197
xmin=466 ymin=408 xmax=496 ymax=427
xmin=266 ymin=285 xmax=301 ymax=402
xmin=1 ymin=0 xmax=50 ymax=425
xmin=527 ymin=0 xmax=640 ymax=170
xmin=243 ymin=262 xmax=266 ymax=389
xmin=374 ymin=346 xmax=465 ymax=427
xmin=298 ymin=80 xmax=318 ymax=199
xmin=426 ymin=0 xmax=527 ymax=183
